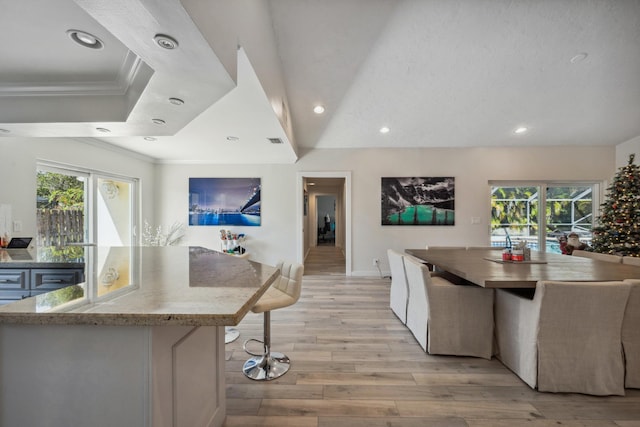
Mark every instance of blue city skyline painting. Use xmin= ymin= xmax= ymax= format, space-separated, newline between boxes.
xmin=189 ymin=178 xmax=261 ymax=226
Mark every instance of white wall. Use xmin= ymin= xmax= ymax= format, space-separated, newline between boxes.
xmin=0 ymin=138 xmax=156 ymax=242
xmin=155 ymin=163 xmax=298 ymax=266
xmin=157 ymin=145 xmax=616 ymax=275
xmin=2 ymin=139 xmax=617 ymax=275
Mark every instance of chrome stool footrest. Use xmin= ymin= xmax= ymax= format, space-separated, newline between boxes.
xmin=243 ymin=338 xmax=266 ymax=357
xmin=242 ymin=351 xmax=291 ymax=380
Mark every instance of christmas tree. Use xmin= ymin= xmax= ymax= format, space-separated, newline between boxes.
xmin=590 ymin=153 xmax=640 ymax=256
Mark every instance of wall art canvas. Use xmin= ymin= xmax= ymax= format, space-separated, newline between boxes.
xmin=189 ymin=178 xmax=261 ymax=226
xmin=381 ymin=177 xmax=455 ymax=225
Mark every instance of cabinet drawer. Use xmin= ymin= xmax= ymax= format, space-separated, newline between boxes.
xmin=31 ymin=269 xmax=83 ymax=291
xmin=0 ymin=289 xmax=31 ymax=301
xmin=0 ymin=269 xmax=29 ymax=290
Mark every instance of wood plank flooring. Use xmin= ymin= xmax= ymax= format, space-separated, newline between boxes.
xmin=224 ymin=249 xmax=640 ymax=426
xmin=303 ymin=245 xmax=346 ymax=276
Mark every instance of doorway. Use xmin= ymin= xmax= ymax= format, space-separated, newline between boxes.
xmin=297 ymin=172 xmax=351 ymax=276
xmin=317 ymin=195 xmax=336 ymax=246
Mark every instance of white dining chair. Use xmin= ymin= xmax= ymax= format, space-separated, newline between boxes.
xmin=572 ymin=249 xmax=623 ymax=263
xmin=495 ymin=280 xmax=631 ymax=395
xmin=387 ymin=249 xmax=409 ymax=324
xmin=622 ymin=256 xmax=640 ymax=267
xmin=403 ymin=255 xmax=494 ymax=359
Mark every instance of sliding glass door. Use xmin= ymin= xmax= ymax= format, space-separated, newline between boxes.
xmin=491 ymin=182 xmax=598 ymax=253
xmin=95 ymin=176 xmax=137 ymax=246
xmin=37 ymin=164 xmax=138 ymax=247
xmin=36 ymin=166 xmax=89 ymax=247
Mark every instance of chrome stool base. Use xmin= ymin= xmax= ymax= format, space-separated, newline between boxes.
xmin=242 ymin=351 xmax=291 ymax=380
xmin=225 ymin=327 xmax=240 ymax=344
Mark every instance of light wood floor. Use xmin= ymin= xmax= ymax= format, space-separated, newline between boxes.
xmin=303 ymin=245 xmax=346 ymax=276
xmin=224 ymin=273 xmax=640 ymax=426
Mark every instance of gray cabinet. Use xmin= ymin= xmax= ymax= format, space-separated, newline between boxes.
xmin=0 ymin=267 xmax=84 ymax=305
xmin=31 ymin=269 xmax=84 ymax=292
xmin=0 ymin=269 xmax=30 ymax=303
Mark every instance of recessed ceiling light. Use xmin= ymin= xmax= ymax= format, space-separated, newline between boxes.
xmin=67 ymin=30 xmax=104 ymax=49
xmin=169 ymin=97 xmax=184 ymax=106
xmin=570 ymin=52 xmax=588 ymax=64
xmin=313 ymin=105 xmax=325 ymax=114
xmin=380 ymin=126 xmax=390 ymax=134
xmin=308 ymin=182 xmax=316 ymax=186
xmin=96 ymin=127 xmax=111 ymax=133
xmin=0 ymin=128 xmax=10 ymax=134
xmin=152 ymin=119 xmax=166 ymax=125
xmin=144 ymin=137 xmax=157 ymax=141
xmin=514 ymin=127 xmax=528 ymax=134
xmin=154 ymin=34 xmax=179 ymax=50
xmin=226 ymin=136 xmax=239 ymax=142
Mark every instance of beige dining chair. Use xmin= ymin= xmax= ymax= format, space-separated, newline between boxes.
xmin=387 ymin=249 xmax=409 ymax=324
xmin=242 ymin=261 xmax=304 ymax=380
xmin=403 ymin=255 xmax=494 ymax=359
xmin=622 ymin=256 xmax=640 ymax=267
xmin=622 ymin=279 xmax=640 ymax=389
xmin=423 ymin=246 xmax=465 ymax=271
xmin=572 ymin=249 xmax=623 ymax=263
xmin=424 ymin=245 xmax=465 ymax=250
xmin=495 ymin=280 xmax=631 ymax=395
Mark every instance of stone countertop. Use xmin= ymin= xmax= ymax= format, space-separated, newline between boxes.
xmin=0 ymin=246 xmax=85 ymax=269
xmin=0 ymin=246 xmax=279 ymax=327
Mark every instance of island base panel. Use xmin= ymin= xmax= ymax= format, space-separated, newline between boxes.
xmin=0 ymin=324 xmax=225 ymax=427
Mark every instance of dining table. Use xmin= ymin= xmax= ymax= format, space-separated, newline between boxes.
xmin=405 ymin=247 xmax=640 ymax=288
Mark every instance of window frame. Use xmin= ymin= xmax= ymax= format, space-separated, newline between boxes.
xmin=489 ymin=180 xmax=603 ymax=252
xmin=37 ymin=161 xmax=140 ymax=246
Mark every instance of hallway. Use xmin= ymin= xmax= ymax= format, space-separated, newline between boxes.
xmin=304 ymin=245 xmax=345 ymax=276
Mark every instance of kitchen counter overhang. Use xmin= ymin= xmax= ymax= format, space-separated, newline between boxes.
xmin=0 ymin=246 xmax=279 ymax=326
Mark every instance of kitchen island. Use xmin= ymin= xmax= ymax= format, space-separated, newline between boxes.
xmin=0 ymin=246 xmax=279 ymax=427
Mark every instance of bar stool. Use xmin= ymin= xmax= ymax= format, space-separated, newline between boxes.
xmin=225 ymin=327 xmax=240 ymax=343
xmin=243 ymin=261 xmax=304 ymax=380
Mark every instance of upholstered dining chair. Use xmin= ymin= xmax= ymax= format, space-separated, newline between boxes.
xmin=422 ymin=246 xmax=465 ymax=271
xmin=495 ymin=280 xmax=631 ymax=395
xmin=403 ymin=255 xmax=494 ymax=359
xmin=242 ymin=261 xmax=304 ymax=380
xmin=622 ymin=256 xmax=640 ymax=267
xmin=623 ymin=279 xmax=640 ymax=388
xmin=387 ymin=249 xmax=409 ymax=324
xmin=572 ymin=249 xmax=623 ymax=263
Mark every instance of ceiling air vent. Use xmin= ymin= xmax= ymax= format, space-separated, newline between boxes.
xmin=267 ymin=138 xmax=283 ymax=144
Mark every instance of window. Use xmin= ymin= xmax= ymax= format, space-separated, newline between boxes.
xmin=37 ymin=163 xmax=138 ymax=247
xmin=490 ymin=182 xmax=599 ymax=253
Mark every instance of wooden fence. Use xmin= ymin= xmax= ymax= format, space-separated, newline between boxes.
xmin=37 ymin=209 xmax=84 ymax=247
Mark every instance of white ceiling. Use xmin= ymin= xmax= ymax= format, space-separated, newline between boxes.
xmin=1 ymin=0 xmax=640 ymax=163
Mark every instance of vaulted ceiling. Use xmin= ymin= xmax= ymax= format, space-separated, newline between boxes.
xmin=1 ymin=0 xmax=639 ymax=164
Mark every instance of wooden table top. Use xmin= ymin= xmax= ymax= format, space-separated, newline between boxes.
xmin=405 ymin=248 xmax=640 ymax=288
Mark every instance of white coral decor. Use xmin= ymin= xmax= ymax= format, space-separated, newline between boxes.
xmin=142 ymin=220 xmax=185 ymax=246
